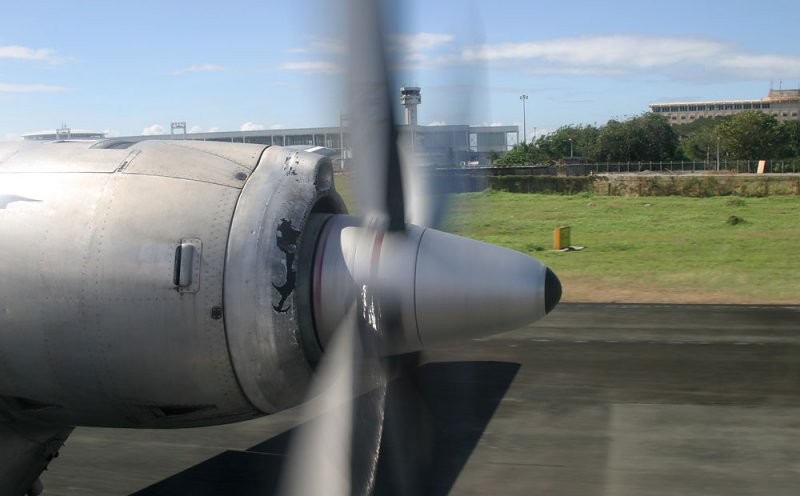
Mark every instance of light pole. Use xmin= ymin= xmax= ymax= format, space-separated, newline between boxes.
xmin=569 ymin=137 xmax=573 ymax=158
xmin=519 ymin=95 xmax=528 ymax=144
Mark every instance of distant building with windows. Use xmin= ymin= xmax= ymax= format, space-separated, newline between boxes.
xmin=18 ymin=123 xmax=518 ymax=168
xmin=118 ymin=124 xmax=519 ymax=168
xmin=23 ymin=126 xmax=106 ymax=141
xmin=650 ymin=89 xmax=800 ymax=124
xmin=117 ymin=86 xmax=519 ymax=166
xmin=19 ymin=86 xmax=519 ymax=167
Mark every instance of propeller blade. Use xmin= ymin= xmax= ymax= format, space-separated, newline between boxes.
xmin=282 ymin=2 xmax=561 ymax=495
xmin=398 ymin=145 xmax=446 ymax=228
xmin=374 ymin=352 xmax=433 ymax=496
xmin=280 ymin=304 xmax=357 ymax=496
xmin=281 ymin=283 xmax=392 ymax=496
xmin=350 ymin=284 xmax=389 ymax=496
xmin=347 ymin=0 xmax=405 ymax=231
xmin=401 ymin=2 xmax=487 ymax=229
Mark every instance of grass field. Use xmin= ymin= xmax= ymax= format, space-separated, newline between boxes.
xmin=333 ymin=174 xmax=799 ymax=304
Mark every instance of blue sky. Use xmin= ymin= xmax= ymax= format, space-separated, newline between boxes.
xmin=2 ymin=0 xmax=800 ymax=141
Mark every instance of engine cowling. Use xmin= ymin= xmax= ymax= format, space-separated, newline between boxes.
xmin=0 ymin=140 xmax=340 ymax=428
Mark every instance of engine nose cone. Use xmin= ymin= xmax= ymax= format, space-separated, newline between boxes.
xmin=544 ymin=268 xmax=562 ymax=314
xmin=310 ymin=214 xmax=562 ymax=356
xmin=413 ymin=228 xmax=557 ymax=348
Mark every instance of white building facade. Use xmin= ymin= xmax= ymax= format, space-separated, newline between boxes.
xmin=650 ymin=89 xmax=800 ymax=124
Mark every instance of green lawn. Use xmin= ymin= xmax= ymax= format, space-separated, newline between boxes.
xmin=333 ymin=173 xmax=800 ymax=304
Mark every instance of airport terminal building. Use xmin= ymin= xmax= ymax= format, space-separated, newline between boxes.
xmin=116 ymin=86 xmax=517 ymax=167
xmin=23 ymin=86 xmax=518 ymax=168
xmin=650 ymin=88 xmax=800 ymax=124
xmin=116 ymin=123 xmax=519 ymax=168
xmin=22 ymin=127 xmax=106 ymax=141
xmin=22 ymin=123 xmax=519 ymax=169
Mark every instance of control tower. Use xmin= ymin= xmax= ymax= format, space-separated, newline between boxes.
xmin=400 ymin=86 xmax=421 ymax=126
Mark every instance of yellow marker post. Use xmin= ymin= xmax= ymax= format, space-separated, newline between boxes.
xmin=554 ymin=226 xmax=571 ymax=250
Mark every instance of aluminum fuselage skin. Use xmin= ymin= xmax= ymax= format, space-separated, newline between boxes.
xmin=0 ymin=140 xmax=341 ymax=428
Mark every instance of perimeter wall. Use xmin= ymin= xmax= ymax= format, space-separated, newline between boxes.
xmin=438 ymin=172 xmax=800 ymax=197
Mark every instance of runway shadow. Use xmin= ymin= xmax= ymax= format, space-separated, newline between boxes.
xmin=132 ymin=360 xmax=520 ymax=496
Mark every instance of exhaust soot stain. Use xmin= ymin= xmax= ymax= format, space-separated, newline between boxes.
xmin=272 ymin=218 xmax=301 ymax=313
xmin=283 ymin=154 xmax=298 ymax=176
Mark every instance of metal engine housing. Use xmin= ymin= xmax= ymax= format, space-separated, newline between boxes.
xmin=0 ymin=140 xmax=343 ymax=428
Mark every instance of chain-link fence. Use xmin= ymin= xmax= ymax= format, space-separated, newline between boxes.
xmin=585 ymin=160 xmax=800 ymax=174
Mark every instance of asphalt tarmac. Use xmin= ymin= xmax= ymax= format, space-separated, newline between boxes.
xmin=41 ymin=303 xmax=800 ymax=496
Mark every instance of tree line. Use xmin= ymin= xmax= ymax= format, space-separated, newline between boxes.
xmin=496 ymin=111 xmax=800 ymax=165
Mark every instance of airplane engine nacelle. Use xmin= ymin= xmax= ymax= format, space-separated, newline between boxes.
xmin=0 ymin=140 xmax=343 ymax=428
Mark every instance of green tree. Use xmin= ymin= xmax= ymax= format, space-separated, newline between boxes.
xmin=536 ymin=124 xmax=600 ymax=160
xmin=717 ymin=111 xmax=787 ymax=160
xmin=780 ymin=120 xmax=800 ymax=158
xmin=675 ymin=117 xmax=718 ymax=160
xmin=673 ymin=116 xmax=726 ymax=139
xmin=495 ymin=142 xmax=545 ymax=165
xmin=595 ymin=113 xmax=677 ymax=162
xmin=681 ymin=128 xmax=713 ymax=161
xmin=674 ymin=116 xmax=735 ymax=162
xmin=631 ymin=113 xmax=677 ymax=160
xmin=595 ymin=120 xmax=630 ymax=161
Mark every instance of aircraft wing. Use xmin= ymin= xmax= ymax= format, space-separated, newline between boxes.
xmin=0 ymin=415 xmax=72 ymax=496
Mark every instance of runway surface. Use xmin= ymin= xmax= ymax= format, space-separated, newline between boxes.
xmin=41 ymin=303 xmax=800 ymax=495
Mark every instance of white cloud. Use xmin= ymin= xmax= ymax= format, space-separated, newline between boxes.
xmin=390 ymin=33 xmax=455 ymax=53
xmin=387 ymin=33 xmax=459 ymax=70
xmin=716 ymin=53 xmax=800 ymax=75
xmin=4 ymin=133 xmax=22 ymax=141
xmin=522 ymin=66 xmax=628 ymax=77
xmin=0 ymin=45 xmax=56 ymax=61
xmin=460 ymin=34 xmax=800 ymax=80
xmin=141 ymin=124 xmax=166 ymax=135
xmin=461 ymin=35 xmax=722 ymax=66
xmin=288 ymin=38 xmax=345 ymax=55
xmin=404 ymin=53 xmax=430 ymax=63
xmin=240 ymin=122 xmax=265 ymax=131
xmin=270 ymin=124 xmax=285 ymax=130
xmin=288 ymin=33 xmax=453 ymax=57
xmin=208 ymin=127 xmax=221 ymax=133
xmin=277 ymin=61 xmax=341 ymax=74
xmin=0 ymin=83 xmax=67 ymax=93
xmin=102 ymin=129 xmax=120 ymax=138
xmin=285 ymin=33 xmax=455 ymax=72
xmin=170 ymin=64 xmax=229 ymax=75
xmin=189 ymin=125 xmax=203 ymax=133
xmin=427 ymin=120 xmax=447 ymax=126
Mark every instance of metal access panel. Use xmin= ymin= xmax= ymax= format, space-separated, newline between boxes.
xmin=0 ymin=141 xmax=129 ymax=173
xmin=0 ymin=171 xmax=253 ymax=427
xmin=120 ymin=140 xmax=267 ymax=188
